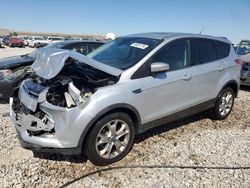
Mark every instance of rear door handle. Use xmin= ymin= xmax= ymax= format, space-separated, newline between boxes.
xmin=217 ymin=65 xmax=225 ymax=71
xmin=182 ymin=74 xmax=192 ymax=81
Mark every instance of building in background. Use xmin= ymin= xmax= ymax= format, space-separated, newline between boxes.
xmin=0 ymin=28 xmax=10 ymax=36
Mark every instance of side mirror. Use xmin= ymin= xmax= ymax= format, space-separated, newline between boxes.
xmin=151 ymin=62 xmax=169 ymax=73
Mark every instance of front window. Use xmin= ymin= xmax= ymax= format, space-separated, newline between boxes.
xmin=151 ymin=39 xmax=191 ymax=71
xmin=88 ymin=37 xmax=160 ymax=70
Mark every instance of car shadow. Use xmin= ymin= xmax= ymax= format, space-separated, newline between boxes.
xmin=33 ymin=111 xmax=209 ymax=164
xmin=134 ymin=111 xmax=208 ymax=144
xmin=33 ymin=151 xmax=88 ymax=163
xmin=240 ymin=85 xmax=250 ymax=92
xmin=0 ymin=46 xmax=5 ymax=49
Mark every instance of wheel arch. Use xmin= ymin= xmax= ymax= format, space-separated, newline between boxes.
xmin=221 ymin=80 xmax=239 ymax=97
xmin=77 ymin=103 xmax=141 ymax=149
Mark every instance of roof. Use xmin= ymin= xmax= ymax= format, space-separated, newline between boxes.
xmin=124 ymin=32 xmax=231 ymax=43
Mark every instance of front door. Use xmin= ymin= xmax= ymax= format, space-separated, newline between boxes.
xmin=132 ymin=39 xmax=199 ymax=124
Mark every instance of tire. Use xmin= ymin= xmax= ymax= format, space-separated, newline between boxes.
xmin=84 ymin=112 xmax=135 ymax=166
xmin=210 ymin=87 xmax=235 ymax=120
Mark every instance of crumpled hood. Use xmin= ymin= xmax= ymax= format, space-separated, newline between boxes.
xmin=31 ymin=48 xmax=122 ymax=80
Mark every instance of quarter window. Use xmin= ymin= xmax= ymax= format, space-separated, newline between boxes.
xmin=215 ymin=41 xmax=230 ymax=59
xmin=195 ymin=39 xmax=217 ymax=64
xmin=151 ymin=39 xmax=191 ymax=71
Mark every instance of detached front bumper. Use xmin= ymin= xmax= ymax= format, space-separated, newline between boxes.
xmin=10 ymin=81 xmax=93 ymax=152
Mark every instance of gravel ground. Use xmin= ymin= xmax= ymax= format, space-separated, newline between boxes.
xmin=0 ymin=47 xmax=250 ymax=187
xmin=0 ymin=46 xmax=34 ymax=59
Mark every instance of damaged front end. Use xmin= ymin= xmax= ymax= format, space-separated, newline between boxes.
xmin=10 ymin=49 xmax=121 ymax=151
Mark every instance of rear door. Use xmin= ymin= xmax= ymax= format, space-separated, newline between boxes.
xmin=190 ymin=38 xmax=229 ymax=101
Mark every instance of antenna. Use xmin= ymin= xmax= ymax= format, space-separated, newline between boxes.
xmin=199 ymin=26 xmax=205 ymax=34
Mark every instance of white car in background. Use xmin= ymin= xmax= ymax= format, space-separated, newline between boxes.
xmin=47 ymin=36 xmax=65 ymax=44
xmin=18 ymin=36 xmax=29 ymax=46
xmin=28 ymin=36 xmax=49 ymax=48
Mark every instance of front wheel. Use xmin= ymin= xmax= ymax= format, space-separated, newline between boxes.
xmin=84 ymin=112 xmax=135 ymax=166
xmin=210 ymin=87 xmax=235 ymax=120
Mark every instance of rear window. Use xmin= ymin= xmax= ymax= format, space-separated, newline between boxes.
xmin=215 ymin=41 xmax=230 ymax=59
xmin=195 ymin=39 xmax=217 ymax=64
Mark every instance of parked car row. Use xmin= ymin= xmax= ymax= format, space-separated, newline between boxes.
xmin=0 ymin=35 xmax=90 ymax=48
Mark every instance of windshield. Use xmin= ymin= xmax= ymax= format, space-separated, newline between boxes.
xmin=87 ymin=37 xmax=160 ymax=70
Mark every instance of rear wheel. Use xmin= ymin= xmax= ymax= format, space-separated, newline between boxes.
xmin=84 ymin=112 xmax=135 ymax=166
xmin=210 ymin=87 xmax=235 ymax=120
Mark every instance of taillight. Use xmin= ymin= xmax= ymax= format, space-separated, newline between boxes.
xmin=235 ymin=58 xmax=243 ymax=65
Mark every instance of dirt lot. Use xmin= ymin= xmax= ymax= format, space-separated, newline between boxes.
xmin=0 ymin=47 xmax=250 ymax=187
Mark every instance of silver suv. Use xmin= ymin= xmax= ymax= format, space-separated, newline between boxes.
xmin=11 ymin=33 xmax=241 ymax=166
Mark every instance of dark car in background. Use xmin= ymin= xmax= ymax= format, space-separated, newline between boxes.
xmin=0 ymin=40 xmax=105 ymax=100
xmin=9 ymin=37 xmax=25 ymax=48
xmin=2 ymin=36 xmax=11 ymax=46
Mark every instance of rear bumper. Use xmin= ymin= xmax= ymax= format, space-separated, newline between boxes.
xmin=10 ymin=43 xmax=24 ymax=47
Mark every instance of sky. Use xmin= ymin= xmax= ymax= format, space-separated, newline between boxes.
xmin=0 ymin=0 xmax=250 ymax=43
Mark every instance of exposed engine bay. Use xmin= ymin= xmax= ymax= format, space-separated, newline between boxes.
xmin=22 ymin=57 xmax=118 ymax=108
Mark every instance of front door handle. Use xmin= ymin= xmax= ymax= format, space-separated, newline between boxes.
xmin=182 ymin=74 xmax=192 ymax=81
xmin=217 ymin=65 xmax=225 ymax=71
